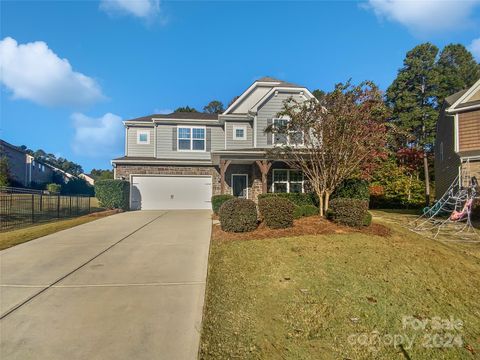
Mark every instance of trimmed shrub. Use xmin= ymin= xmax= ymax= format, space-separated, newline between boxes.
xmin=332 ymin=179 xmax=370 ymax=201
xmin=95 ymin=179 xmax=130 ymax=210
xmin=62 ymin=178 xmax=94 ymax=196
xmin=258 ymin=196 xmax=294 ymax=229
xmin=219 ymin=198 xmax=257 ymax=232
xmin=363 ymin=211 xmax=372 ymax=226
xmin=211 ymin=194 xmax=234 ymax=214
xmin=327 ymin=198 xmax=369 ymax=227
xmin=294 ymin=205 xmax=319 ymax=219
xmin=258 ymin=192 xmax=318 ymax=207
xmin=46 ymin=183 xmax=61 ymax=194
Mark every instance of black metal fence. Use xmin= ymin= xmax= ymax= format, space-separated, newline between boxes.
xmin=0 ymin=187 xmax=92 ymax=231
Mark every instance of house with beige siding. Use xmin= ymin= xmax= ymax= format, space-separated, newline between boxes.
xmin=435 ymin=79 xmax=480 ymax=197
xmin=0 ymin=139 xmax=54 ymax=187
xmin=112 ymin=77 xmax=315 ymax=210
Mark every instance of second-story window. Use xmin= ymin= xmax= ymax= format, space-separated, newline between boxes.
xmin=178 ymin=126 xmax=205 ymax=151
xmin=137 ymin=130 xmax=150 ymax=144
xmin=273 ymin=118 xmax=304 ymax=146
xmin=233 ymin=125 xmax=247 ymax=140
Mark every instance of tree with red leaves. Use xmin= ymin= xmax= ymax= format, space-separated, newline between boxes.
xmin=269 ymin=81 xmax=389 ymax=216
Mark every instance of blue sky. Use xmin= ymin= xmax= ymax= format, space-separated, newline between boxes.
xmin=1 ymin=0 xmax=480 ymax=172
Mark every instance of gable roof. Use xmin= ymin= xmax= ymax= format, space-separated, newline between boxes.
xmin=0 ymin=139 xmax=26 ymax=155
xmin=127 ymin=112 xmax=219 ymax=122
xmin=223 ymin=76 xmax=312 ymax=115
xmin=447 ymin=78 xmax=480 ymax=113
xmin=445 ymin=89 xmax=467 ymax=106
xmin=255 ymin=76 xmax=302 ymax=88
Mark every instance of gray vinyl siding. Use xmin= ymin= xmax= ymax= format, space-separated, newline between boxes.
xmin=156 ymin=124 xmax=225 ymax=160
xmin=127 ymin=127 xmax=155 ymax=157
xmin=225 ymin=122 xmax=253 ymax=149
xmin=256 ymin=91 xmax=306 ymax=148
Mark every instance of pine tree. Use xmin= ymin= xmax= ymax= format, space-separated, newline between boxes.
xmin=386 ymin=43 xmax=439 ymax=206
xmin=436 ymin=44 xmax=480 ymax=103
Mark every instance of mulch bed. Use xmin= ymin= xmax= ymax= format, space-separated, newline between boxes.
xmin=212 ymin=215 xmax=391 ymax=242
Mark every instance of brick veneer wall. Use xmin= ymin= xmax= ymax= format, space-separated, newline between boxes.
xmin=115 ymin=162 xmax=293 ymax=202
xmin=115 ymin=164 xmax=222 ymax=196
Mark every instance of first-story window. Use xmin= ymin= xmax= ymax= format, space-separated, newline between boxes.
xmin=272 ymin=169 xmax=304 ymax=193
xmin=137 ymin=130 xmax=150 ymax=144
xmin=178 ymin=126 xmax=206 ymax=151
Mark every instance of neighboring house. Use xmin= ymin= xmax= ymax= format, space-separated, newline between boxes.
xmin=79 ymin=173 xmax=95 ymax=186
xmin=435 ymin=79 xmax=480 ymax=198
xmin=0 ymin=139 xmax=54 ymax=186
xmin=112 ymin=77 xmax=315 ymax=210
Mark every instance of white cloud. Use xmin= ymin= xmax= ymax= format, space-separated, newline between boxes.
xmin=72 ymin=113 xmax=124 ymax=157
xmin=365 ymin=0 xmax=480 ymax=35
xmin=0 ymin=37 xmax=104 ymax=107
xmin=469 ymin=38 xmax=480 ymax=60
xmin=100 ymin=0 xmax=160 ymax=19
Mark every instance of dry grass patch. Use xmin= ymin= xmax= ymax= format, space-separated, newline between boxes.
xmin=0 ymin=209 xmax=120 ymax=251
xmin=201 ymin=213 xmax=480 ymax=359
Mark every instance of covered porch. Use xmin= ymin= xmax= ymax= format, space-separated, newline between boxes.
xmin=212 ymin=150 xmax=305 ymax=202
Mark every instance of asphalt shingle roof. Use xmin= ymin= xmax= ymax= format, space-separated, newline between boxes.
xmin=128 ymin=112 xmax=219 ymax=122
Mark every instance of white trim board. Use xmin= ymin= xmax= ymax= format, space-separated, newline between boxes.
xmin=448 ymin=78 xmax=480 ymax=112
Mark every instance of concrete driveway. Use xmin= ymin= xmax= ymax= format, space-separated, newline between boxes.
xmin=0 ymin=210 xmax=212 ymax=360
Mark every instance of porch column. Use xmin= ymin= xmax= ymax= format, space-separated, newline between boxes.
xmin=220 ymin=160 xmax=231 ymax=195
xmin=255 ymin=160 xmax=272 ymax=194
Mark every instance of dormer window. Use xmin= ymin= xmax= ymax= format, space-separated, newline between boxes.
xmin=137 ymin=130 xmax=150 ymax=144
xmin=272 ymin=118 xmax=304 ymax=146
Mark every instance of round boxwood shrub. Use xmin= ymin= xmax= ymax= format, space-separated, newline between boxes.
xmin=363 ymin=211 xmax=372 ymax=226
xmin=95 ymin=179 xmax=130 ymax=210
xmin=258 ymin=196 xmax=294 ymax=229
xmin=327 ymin=198 xmax=369 ymax=227
xmin=211 ymin=194 xmax=234 ymax=214
xmin=219 ymin=198 xmax=257 ymax=232
xmin=293 ymin=204 xmax=319 ymax=219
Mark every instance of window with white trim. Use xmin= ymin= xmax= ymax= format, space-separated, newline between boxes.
xmin=137 ymin=130 xmax=150 ymax=144
xmin=272 ymin=169 xmax=304 ymax=193
xmin=272 ymin=118 xmax=304 ymax=146
xmin=233 ymin=125 xmax=247 ymax=140
xmin=178 ymin=126 xmax=206 ymax=151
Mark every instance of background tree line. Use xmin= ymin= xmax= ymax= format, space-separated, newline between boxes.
xmin=312 ymin=43 xmax=479 ymax=208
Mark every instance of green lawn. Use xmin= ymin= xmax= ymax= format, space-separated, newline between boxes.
xmin=200 ymin=213 xmax=480 ymax=359
xmin=0 ymin=209 xmax=117 ymax=251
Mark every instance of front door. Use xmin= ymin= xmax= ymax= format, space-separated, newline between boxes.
xmin=232 ymin=174 xmax=248 ymax=198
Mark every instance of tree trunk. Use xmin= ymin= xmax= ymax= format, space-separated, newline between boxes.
xmin=324 ymin=191 xmax=331 ymax=214
xmin=423 ymin=151 xmax=430 ymax=207
xmin=318 ymin=192 xmax=324 ymax=217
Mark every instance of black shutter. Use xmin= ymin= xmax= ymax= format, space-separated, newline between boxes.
xmin=266 ymin=118 xmax=273 ymax=145
xmin=206 ymin=128 xmax=212 ymax=152
xmin=172 ymin=127 xmax=177 ymax=151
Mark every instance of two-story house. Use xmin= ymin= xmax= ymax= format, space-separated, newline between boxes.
xmin=112 ymin=77 xmax=315 ymax=210
xmin=0 ymin=139 xmax=54 ymax=187
xmin=435 ymin=79 xmax=480 ymax=197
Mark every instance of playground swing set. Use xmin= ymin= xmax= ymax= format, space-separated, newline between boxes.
xmin=409 ymin=159 xmax=480 ymax=242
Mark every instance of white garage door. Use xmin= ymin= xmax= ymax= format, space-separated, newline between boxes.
xmin=131 ymin=175 xmax=212 ymax=210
